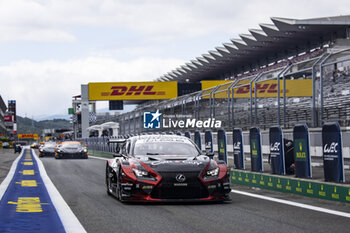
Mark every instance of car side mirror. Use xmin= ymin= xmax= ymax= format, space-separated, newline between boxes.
xmin=113 ymin=153 xmax=127 ymax=158
xmin=206 ymin=151 xmax=215 ymax=157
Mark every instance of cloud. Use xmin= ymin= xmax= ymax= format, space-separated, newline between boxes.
xmin=2 ymin=0 xmax=350 ymax=43
xmin=0 ymin=56 xmax=184 ymax=118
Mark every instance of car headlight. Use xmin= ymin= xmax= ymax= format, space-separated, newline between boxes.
xmin=81 ymin=148 xmax=87 ymax=153
xmin=206 ymin=167 xmax=219 ymax=177
xmin=133 ymin=168 xmax=149 ymax=177
xmin=132 ymin=168 xmax=156 ymax=181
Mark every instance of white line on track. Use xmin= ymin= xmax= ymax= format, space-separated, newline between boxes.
xmin=32 ymin=149 xmax=87 ymax=233
xmin=0 ymin=148 xmax=23 ymax=200
xmin=231 ymin=189 xmax=350 ymax=218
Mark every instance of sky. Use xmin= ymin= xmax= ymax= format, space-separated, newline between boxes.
xmin=0 ymin=0 xmax=350 ymax=120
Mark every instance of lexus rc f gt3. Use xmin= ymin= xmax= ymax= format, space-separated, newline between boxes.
xmin=55 ymin=141 xmax=88 ymax=159
xmin=105 ymin=135 xmax=231 ymax=202
xmin=38 ymin=141 xmax=57 ymax=157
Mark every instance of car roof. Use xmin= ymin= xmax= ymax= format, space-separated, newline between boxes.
xmin=61 ymin=141 xmax=80 ymax=144
xmin=130 ymin=135 xmax=193 ymax=144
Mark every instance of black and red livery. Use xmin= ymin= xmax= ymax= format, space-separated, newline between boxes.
xmin=105 ymin=135 xmax=231 ymax=202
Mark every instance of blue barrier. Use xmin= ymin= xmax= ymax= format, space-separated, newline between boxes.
xmin=204 ymin=130 xmax=213 ymax=159
xmin=249 ymin=127 xmax=263 ymax=172
xmin=184 ymin=131 xmax=191 ymax=139
xmin=233 ymin=128 xmax=244 ymax=170
xmin=269 ymin=126 xmax=285 ymax=175
xmin=293 ymin=124 xmax=312 ymax=178
xmin=322 ymin=122 xmax=344 ymax=183
xmin=217 ymin=129 xmax=228 ymax=164
xmin=194 ymin=131 xmax=202 ymax=151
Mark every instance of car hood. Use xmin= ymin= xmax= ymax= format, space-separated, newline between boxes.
xmin=60 ymin=147 xmax=83 ymax=153
xmin=135 ymin=155 xmax=211 ymax=172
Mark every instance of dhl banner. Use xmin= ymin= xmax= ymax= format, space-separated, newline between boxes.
xmin=201 ymin=79 xmax=312 ymax=98
xmin=18 ymin=134 xmax=38 ymax=139
xmin=89 ymin=81 xmax=178 ymax=101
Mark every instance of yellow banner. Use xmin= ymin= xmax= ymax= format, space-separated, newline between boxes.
xmin=18 ymin=134 xmax=38 ymax=139
xmin=201 ymin=79 xmax=312 ymax=98
xmin=89 ymin=81 xmax=178 ymax=101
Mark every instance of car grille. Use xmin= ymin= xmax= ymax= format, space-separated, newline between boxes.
xmin=150 ymin=171 xmax=209 ymax=199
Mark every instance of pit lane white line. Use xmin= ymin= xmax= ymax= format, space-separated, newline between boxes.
xmin=0 ymin=149 xmax=23 ymax=200
xmin=32 ymin=149 xmax=87 ymax=233
xmin=231 ymin=189 xmax=350 ymax=218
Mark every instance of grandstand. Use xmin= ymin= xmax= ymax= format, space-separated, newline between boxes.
xmin=89 ymin=15 xmax=350 ymax=136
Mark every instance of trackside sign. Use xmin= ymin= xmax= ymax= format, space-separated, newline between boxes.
xmin=88 ymin=81 xmax=178 ymax=100
xmin=18 ymin=134 xmax=38 ymax=139
xmin=201 ymin=79 xmax=312 ymax=98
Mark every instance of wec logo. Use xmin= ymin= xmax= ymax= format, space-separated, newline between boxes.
xmin=270 ymin=142 xmax=281 ymax=152
xmin=323 ymin=143 xmax=338 ymax=154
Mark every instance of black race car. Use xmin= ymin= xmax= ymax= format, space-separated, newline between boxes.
xmin=105 ymin=135 xmax=231 ymax=202
xmin=55 ymin=141 xmax=88 ymax=159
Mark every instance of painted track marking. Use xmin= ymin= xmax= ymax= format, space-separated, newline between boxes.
xmin=32 ymin=149 xmax=87 ymax=233
xmin=231 ymin=189 xmax=350 ymax=218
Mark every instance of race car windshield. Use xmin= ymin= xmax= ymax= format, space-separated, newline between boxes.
xmin=61 ymin=143 xmax=81 ymax=149
xmin=44 ymin=143 xmax=56 ymax=147
xmin=133 ymin=141 xmax=199 ymax=156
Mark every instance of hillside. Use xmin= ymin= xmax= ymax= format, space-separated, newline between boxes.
xmin=17 ymin=115 xmax=72 ymax=134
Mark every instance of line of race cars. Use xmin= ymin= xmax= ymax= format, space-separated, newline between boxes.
xmin=37 ymin=141 xmax=88 ymax=159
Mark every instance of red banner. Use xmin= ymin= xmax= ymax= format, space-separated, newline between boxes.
xmin=4 ymin=115 xmax=12 ymax=122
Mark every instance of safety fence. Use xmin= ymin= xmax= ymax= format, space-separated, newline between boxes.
xmin=101 ymin=48 xmax=350 ymax=136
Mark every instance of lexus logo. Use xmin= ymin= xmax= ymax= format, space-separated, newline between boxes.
xmin=175 ymin=174 xmax=186 ymax=182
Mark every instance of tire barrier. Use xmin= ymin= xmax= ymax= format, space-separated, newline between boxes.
xmin=233 ymin=128 xmax=244 ymax=170
xmin=269 ymin=127 xmax=286 ymax=175
xmin=204 ymin=130 xmax=214 ymax=159
xmin=293 ymin=124 xmax=312 ymax=178
xmin=249 ymin=127 xmax=263 ymax=172
xmin=217 ymin=129 xmax=228 ymax=164
xmin=322 ymin=122 xmax=345 ymax=183
xmin=194 ymin=131 xmax=202 ymax=151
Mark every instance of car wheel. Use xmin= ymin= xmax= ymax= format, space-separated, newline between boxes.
xmin=106 ymin=164 xmax=113 ymax=196
xmin=116 ymin=168 xmax=123 ymax=201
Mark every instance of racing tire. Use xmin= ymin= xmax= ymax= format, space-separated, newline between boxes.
xmin=116 ymin=168 xmax=123 ymax=202
xmin=106 ymin=164 xmax=113 ymax=196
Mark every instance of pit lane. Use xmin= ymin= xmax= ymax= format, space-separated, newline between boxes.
xmin=37 ymin=154 xmax=350 ymax=233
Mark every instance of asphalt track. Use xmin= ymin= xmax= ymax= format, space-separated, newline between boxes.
xmin=37 ymin=154 xmax=350 ymax=233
